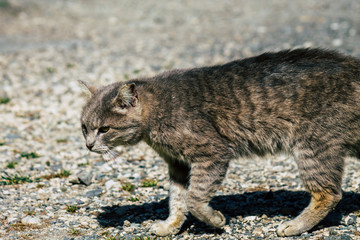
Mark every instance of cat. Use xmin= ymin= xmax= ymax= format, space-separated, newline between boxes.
xmin=80 ymin=48 xmax=360 ymax=237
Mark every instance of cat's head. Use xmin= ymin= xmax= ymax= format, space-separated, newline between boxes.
xmin=80 ymin=81 xmax=144 ymax=156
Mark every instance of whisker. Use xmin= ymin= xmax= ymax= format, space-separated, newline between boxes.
xmin=102 ymin=148 xmax=120 ymax=162
xmin=102 ymin=150 xmax=111 ymax=162
xmin=110 ymin=150 xmax=120 ymax=159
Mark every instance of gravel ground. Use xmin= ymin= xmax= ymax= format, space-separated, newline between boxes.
xmin=1 ymin=0 xmax=360 ymax=239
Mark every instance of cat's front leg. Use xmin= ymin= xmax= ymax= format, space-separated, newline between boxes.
xmin=150 ymin=158 xmax=189 ymax=236
xmin=150 ymin=182 xmax=188 ymax=236
xmin=186 ymin=157 xmax=230 ymax=229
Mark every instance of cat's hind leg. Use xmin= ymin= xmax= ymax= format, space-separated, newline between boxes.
xmin=277 ymin=143 xmax=344 ymax=236
xmin=277 ymin=191 xmax=342 ymax=236
xmin=150 ymin=159 xmax=189 ymax=236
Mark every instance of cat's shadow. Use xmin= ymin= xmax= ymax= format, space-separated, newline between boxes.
xmin=96 ymin=190 xmax=360 ymax=234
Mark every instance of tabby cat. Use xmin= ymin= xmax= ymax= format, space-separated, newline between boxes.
xmin=80 ymin=48 xmax=360 ymax=237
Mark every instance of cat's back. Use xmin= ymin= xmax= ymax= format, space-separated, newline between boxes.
xmin=150 ymin=48 xmax=360 ymax=114
xmin=154 ymin=48 xmax=360 ymax=91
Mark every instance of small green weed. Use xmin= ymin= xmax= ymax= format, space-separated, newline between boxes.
xmin=122 ymin=183 xmax=135 ymax=192
xmin=123 ymin=73 xmax=130 ymax=80
xmin=0 ymin=97 xmax=10 ymax=104
xmin=69 ymin=227 xmax=81 ymax=235
xmin=0 ymin=140 xmax=5 ymax=146
xmin=77 ymin=161 xmax=89 ymax=167
xmin=66 ymin=205 xmax=78 ymax=213
xmin=142 ymin=179 xmax=158 ymax=188
xmin=133 ymin=69 xmax=142 ymax=74
xmin=46 ymin=67 xmax=57 ymax=74
xmin=59 ymin=169 xmax=71 ymax=177
xmin=128 ymin=196 xmax=140 ymax=202
xmin=0 ymin=0 xmax=10 ymax=8
xmin=6 ymin=161 xmax=18 ymax=169
xmin=0 ymin=173 xmax=34 ymax=185
xmin=56 ymin=138 xmax=68 ymax=143
xmin=100 ymin=230 xmax=111 ymax=237
xmin=42 ymin=169 xmax=71 ymax=180
xmin=20 ymin=152 xmax=40 ymax=159
xmin=66 ymin=63 xmax=75 ymax=68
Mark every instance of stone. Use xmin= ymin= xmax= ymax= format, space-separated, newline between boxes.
xmin=344 ymin=215 xmax=357 ymax=226
xmin=77 ymin=171 xmax=93 ymax=186
xmin=50 ymin=164 xmax=63 ymax=172
xmin=99 ymin=163 xmax=113 ymax=173
xmin=69 ymin=175 xmax=81 ymax=184
xmin=21 ymin=216 xmax=41 ymax=225
xmin=7 ymin=216 xmax=19 ymax=224
xmin=244 ymin=216 xmax=257 ymax=222
xmin=78 ymin=236 xmax=100 ymax=240
xmin=84 ymin=189 xmax=103 ymax=198
xmin=95 ymin=173 xmax=106 ymax=180
xmin=5 ymin=134 xmax=21 ymax=140
xmin=105 ymin=180 xmax=121 ymax=191
xmin=337 ymin=234 xmax=353 ymax=240
xmin=123 ymin=220 xmax=131 ymax=227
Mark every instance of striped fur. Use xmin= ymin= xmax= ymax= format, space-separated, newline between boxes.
xmin=80 ymin=48 xmax=360 ymax=236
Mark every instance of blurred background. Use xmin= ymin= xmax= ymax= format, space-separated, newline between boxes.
xmin=0 ymin=0 xmax=360 ymax=239
xmin=1 ymin=0 xmax=360 ymax=72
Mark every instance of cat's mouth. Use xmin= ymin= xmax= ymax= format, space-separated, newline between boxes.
xmin=88 ymin=146 xmax=119 ymax=161
xmin=91 ymin=149 xmax=105 ymax=154
xmin=89 ymin=145 xmax=109 ymax=154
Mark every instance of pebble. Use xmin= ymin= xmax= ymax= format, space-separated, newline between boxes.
xmin=7 ymin=216 xmax=19 ymax=224
xmin=332 ymin=39 xmax=343 ymax=47
xmin=244 ymin=216 xmax=257 ymax=221
xmin=344 ymin=215 xmax=357 ymax=226
xmin=78 ymin=171 xmax=93 ymax=186
xmin=333 ymin=234 xmax=352 ymax=240
xmin=123 ymin=220 xmax=131 ymax=227
xmin=105 ymin=180 xmax=122 ymax=192
xmin=2 ymin=190 xmax=10 ymax=195
xmin=50 ymin=164 xmax=63 ymax=172
xmin=21 ymin=216 xmax=41 ymax=225
xmin=84 ymin=189 xmax=103 ymax=198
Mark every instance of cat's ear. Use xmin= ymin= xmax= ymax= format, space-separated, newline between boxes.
xmin=112 ymin=83 xmax=139 ymax=114
xmin=79 ymin=80 xmax=97 ymax=95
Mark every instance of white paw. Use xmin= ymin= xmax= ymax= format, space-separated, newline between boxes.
xmin=149 ymin=220 xmax=180 ymax=236
xmin=277 ymin=220 xmax=305 ymax=237
xmin=210 ymin=210 xmax=226 ymax=228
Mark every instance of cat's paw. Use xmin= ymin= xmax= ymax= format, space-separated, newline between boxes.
xmin=149 ymin=220 xmax=181 ymax=236
xmin=277 ymin=220 xmax=305 ymax=236
xmin=208 ymin=210 xmax=226 ymax=228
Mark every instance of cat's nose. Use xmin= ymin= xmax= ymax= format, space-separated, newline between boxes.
xmin=86 ymin=142 xmax=94 ymax=151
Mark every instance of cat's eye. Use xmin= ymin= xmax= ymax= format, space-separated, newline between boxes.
xmin=99 ymin=127 xmax=110 ymax=133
